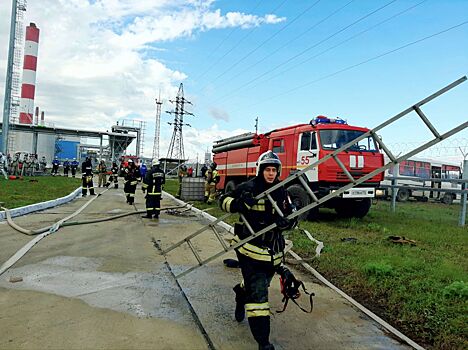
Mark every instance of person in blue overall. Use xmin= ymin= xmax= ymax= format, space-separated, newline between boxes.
xmin=71 ymin=158 xmax=79 ymax=177
xmin=51 ymin=157 xmax=60 ymax=176
xmin=140 ymin=162 xmax=147 ymax=181
xmin=63 ymin=159 xmax=70 ymax=177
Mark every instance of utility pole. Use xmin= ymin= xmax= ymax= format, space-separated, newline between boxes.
xmin=459 ymin=147 xmax=467 ymax=227
xmin=1 ymin=0 xmax=18 ymax=155
xmin=166 ymin=83 xmax=193 ymax=166
xmin=152 ymin=92 xmax=163 ymax=161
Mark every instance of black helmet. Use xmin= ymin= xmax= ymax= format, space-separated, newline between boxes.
xmin=210 ymin=162 xmax=217 ymax=170
xmin=256 ymin=151 xmax=281 ymax=176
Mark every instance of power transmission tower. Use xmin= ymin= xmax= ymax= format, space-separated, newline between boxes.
xmin=166 ymin=83 xmax=193 ymax=164
xmin=152 ymin=94 xmax=163 ymax=161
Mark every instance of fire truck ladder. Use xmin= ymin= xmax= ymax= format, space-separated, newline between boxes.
xmin=162 ymin=76 xmax=467 ymax=279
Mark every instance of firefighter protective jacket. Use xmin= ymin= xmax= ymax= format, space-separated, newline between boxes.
xmin=219 ymin=176 xmax=295 ymax=265
xmin=111 ymin=165 xmax=119 ymax=175
xmin=98 ymin=163 xmax=107 ymax=174
xmin=124 ymin=167 xmax=138 ymax=184
xmin=206 ymin=169 xmax=220 ymax=184
xmin=142 ymin=166 xmax=165 ymax=195
xmin=81 ymin=161 xmax=93 ymax=177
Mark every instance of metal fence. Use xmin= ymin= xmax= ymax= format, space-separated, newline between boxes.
xmin=379 ymin=176 xmax=467 ymax=227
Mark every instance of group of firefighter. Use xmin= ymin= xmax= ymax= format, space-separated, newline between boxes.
xmin=80 ymin=157 xmax=165 ymax=220
xmin=3 ymin=148 xmax=300 ymax=349
xmin=0 ymin=152 xmax=55 ymax=178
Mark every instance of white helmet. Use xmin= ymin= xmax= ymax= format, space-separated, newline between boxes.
xmin=152 ymin=159 xmax=159 ymax=166
xmin=256 ymin=151 xmax=281 ymax=177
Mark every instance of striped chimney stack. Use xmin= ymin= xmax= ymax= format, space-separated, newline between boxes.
xmin=19 ymin=23 xmax=40 ymax=124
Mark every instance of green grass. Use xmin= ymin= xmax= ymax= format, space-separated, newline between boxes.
xmin=165 ymin=178 xmax=468 ymax=349
xmin=0 ymin=176 xmax=81 ymax=209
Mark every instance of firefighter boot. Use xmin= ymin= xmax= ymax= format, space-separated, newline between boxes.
xmin=142 ymin=210 xmax=152 ymax=218
xmin=248 ymin=316 xmax=273 ymax=350
xmin=233 ymin=284 xmax=246 ymax=322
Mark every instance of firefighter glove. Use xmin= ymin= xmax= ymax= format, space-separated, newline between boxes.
xmin=276 ymin=216 xmax=293 ymax=230
xmin=237 ymin=191 xmax=257 ymax=211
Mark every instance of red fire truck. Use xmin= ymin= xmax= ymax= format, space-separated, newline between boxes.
xmin=213 ymin=116 xmax=384 ymax=219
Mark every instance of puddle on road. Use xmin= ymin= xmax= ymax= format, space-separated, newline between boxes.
xmin=0 ymin=256 xmax=194 ymax=325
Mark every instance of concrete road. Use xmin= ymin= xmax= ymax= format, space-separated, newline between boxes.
xmin=0 ymin=186 xmax=411 ymax=350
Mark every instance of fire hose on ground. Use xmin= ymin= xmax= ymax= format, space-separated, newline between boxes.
xmin=0 ymin=189 xmax=188 ymax=276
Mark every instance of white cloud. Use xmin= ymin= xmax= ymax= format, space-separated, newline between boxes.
xmin=209 ymin=107 xmax=230 ymax=122
xmin=0 ymin=0 xmax=284 ymax=158
xmin=172 ymin=123 xmax=251 ymax=161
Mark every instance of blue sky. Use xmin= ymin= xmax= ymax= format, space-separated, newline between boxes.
xmin=0 ymin=0 xmax=467 ymax=161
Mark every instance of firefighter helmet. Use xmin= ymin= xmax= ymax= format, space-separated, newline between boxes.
xmin=210 ymin=162 xmax=217 ymax=170
xmin=256 ymin=151 xmax=281 ymax=176
xmin=152 ymin=159 xmax=159 ymax=166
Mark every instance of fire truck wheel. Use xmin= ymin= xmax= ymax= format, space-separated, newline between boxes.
xmin=287 ymin=184 xmax=311 ymax=221
xmin=335 ymin=198 xmax=371 ymax=218
xmin=351 ymin=198 xmax=371 ymax=218
xmin=225 ymin=180 xmax=237 ymax=194
xmin=441 ymin=193 xmax=453 ymax=205
xmin=396 ymin=188 xmax=410 ymax=202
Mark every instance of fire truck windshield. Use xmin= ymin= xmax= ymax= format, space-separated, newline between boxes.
xmin=319 ymin=129 xmax=378 ymax=152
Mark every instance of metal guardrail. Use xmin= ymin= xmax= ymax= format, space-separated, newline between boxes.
xmin=384 ymin=176 xmax=468 ymax=184
xmin=379 ymin=176 xmax=467 ymax=226
xmin=379 ymin=184 xmax=467 ymax=194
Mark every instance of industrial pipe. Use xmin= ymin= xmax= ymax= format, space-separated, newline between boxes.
xmin=213 ymin=132 xmax=257 ymax=148
xmin=212 ymin=138 xmax=260 ymax=154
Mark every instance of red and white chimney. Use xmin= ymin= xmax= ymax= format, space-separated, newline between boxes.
xmin=19 ymin=23 xmax=40 ymax=124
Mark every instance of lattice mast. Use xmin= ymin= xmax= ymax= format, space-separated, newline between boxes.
xmin=2 ymin=0 xmax=26 ymax=155
xmin=152 ymin=92 xmax=162 ymax=161
xmin=166 ymin=83 xmax=193 ymax=163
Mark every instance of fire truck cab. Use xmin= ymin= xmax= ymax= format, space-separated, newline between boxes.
xmin=214 ymin=116 xmax=384 ymax=219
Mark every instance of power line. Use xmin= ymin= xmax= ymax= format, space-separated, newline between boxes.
xmin=234 ymin=20 xmax=468 ymax=112
xmin=220 ymin=0 xmax=428 ymax=102
xmin=211 ymin=0 xmax=397 ymax=105
xmin=207 ymin=0 xmax=322 ymax=85
xmin=197 ymin=0 xmax=287 ymax=87
xmin=193 ymin=0 xmax=263 ymax=81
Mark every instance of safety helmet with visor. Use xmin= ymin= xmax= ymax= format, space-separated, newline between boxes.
xmin=256 ymin=150 xmax=282 ymax=177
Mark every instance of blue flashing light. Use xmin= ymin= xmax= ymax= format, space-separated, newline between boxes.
xmin=310 ymin=115 xmax=347 ymax=126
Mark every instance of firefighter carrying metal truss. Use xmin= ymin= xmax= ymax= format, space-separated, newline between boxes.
xmin=160 ymin=76 xmax=467 ymax=347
